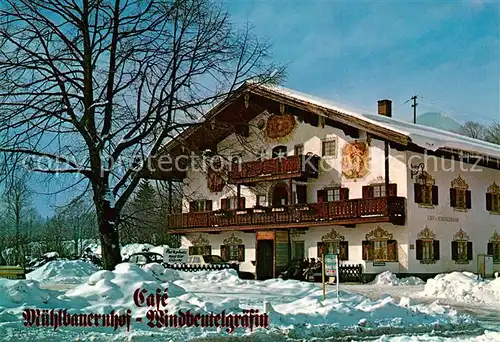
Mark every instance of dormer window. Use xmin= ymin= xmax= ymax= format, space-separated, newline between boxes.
xmin=414 ymin=171 xmax=438 ymax=206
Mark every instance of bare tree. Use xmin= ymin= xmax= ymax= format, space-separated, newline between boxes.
xmin=460 ymin=121 xmax=487 ymax=140
xmin=485 ymin=122 xmax=500 ymax=145
xmin=0 ymin=0 xmax=283 ymax=269
xmin=56 ymin=198 xmax=98 ymax=257
xmin=2 ymin=174 xmax=32 ymax=264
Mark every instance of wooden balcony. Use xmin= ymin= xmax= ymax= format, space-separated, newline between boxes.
xmin=227 ymin=154 xmax=320 ymax=184
xmin=166 ymin=197 xmax=406 ymax=233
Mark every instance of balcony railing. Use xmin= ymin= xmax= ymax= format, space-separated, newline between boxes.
xmin=167 ymin=197 xmax=405 ymax=232
xmin=227 ymin=154 xmax=320 ymax=184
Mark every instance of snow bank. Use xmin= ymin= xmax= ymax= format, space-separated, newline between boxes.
xmin=0 ymin=266 xmax=481 ymax=340
xmin=0 ymin=278 xmax=65 ymax=309
xmin=372 ymin=271 xmax=425 ymax=286
xmin=65 ymin=263 xmax=186 ymax=311
xmin=419 ymin=272 xmax=500 ymax=304
xmin=26 ymin=260 xmax=98 ymax=284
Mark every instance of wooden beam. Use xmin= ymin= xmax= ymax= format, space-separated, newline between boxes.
xmin=250 ymin=88 xmax=409 ymax=146
xmin=237 ymin=184 xmax=241 ymax=209
xmin=166 ymin=216 xmax=392 ymax=234
xmin=385 ymin=141 xmax=390 ymax=194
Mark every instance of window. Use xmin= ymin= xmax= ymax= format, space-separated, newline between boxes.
xmin=451 ymin=229 xmax=472 ymax=264
xmin=188 ymin=246 xmax=211 ymax=256
xmin=373 ymin=240 xmax=388 ymax=260
xmin=362 ymin=184 xmax=397 ymax=199
xmin=317 ymin=229 xmax=349 ymax=261
xmin=221 ymin=197 xmax=245 ymax=210
xmin=492 ymin=194 xmax=500 ymax=211
xmin=487 ymin=232 xmax=500 ymax=263
xmin=414 ymin=172 xmax=438 ymax=206
xmin=486 ymin=182 xmax=500 ymax=213
xmin=488 ymin=237 xmax=500 ymax=264
xmin=294 ymin=144 xmax=304 ymax=156
xmin=207 ymin=169 xmax=224 ymax=192
xmin=322 ymin=140 xmax=337 ymax=157
xmin=296 ymin=184 xmax=307 ymax=204
xmin=325 ymin=241 xmax=340 ymax=255
xmin=362 ymin=226 xmax=398 ymax=262
xmin=272 ymin=145 xmax=287 ymax=159
xmin=373 ymin=185 xmax=386 ymax=198
xmin=450 ymin=176 xmax=471 ymax=210
xmin=317 ymin=187 xmax=349 ymax=202
xmin=229 ymin=197 xmax=238 ymax=209
xmin=292 ymin=241 xmax=305 ymax=261
xmin=416 ymin=227 xmax=440 ymax=264
xmin=256 ymin=195 xmax=267 ymax=206
xmin=327 ymin=188 xmax=340 ymax=202
xmin=189 ymin=200 xmax=212 ymax=212
xmin=220 ymin=233 xmax=244 ymax=262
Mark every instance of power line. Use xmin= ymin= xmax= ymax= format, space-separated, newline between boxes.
xmin=393 ymin=98 xmax=412 ymax=110
xmin=418 ymin=96 xmax=497 ymax=124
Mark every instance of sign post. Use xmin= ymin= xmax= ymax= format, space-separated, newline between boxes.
xmin=324 ymin=253 xmax=340 ymax=302
xmin=163 ymin=248 xmax=188 ymax=264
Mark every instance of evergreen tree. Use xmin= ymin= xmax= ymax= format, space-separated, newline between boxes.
xmin=120 ymin=180 xmax=180 ymax=247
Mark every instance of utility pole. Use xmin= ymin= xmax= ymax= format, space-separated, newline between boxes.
xmin=411 ymin=95 xmax=418 ymax=124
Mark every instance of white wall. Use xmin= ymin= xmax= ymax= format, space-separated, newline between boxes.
xmin=406 ymin=152 xmax=500 ymax=274
xmin=298 ymin=223 xmax=409 ymax=274
xmin=181 ymin=111 xmax=408 ymax=211
xmin=182 ymin=222 xmax=409 ymax=276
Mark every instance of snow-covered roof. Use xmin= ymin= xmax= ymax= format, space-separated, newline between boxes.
xmin=259 ymin=84 xmax=500 ymax=160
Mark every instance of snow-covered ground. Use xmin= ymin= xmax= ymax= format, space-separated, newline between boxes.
xmin=26 ymin=260 xmax=98 ymax=284
xmin=2 ymin=262 xmax=499 ymax=341
xmin=416 ymin=272 xmax=500 ymax=304
xmin=372 ymin=271 xmax=426 ymax=286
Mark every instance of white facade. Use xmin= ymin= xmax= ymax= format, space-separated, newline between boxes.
xmin=182 ymin=111 xmax=408 ymax=211
xmin=178 ymin=109 xmax=500 ymax=278
xmin=406 ymin=152 xmax=500 ymax=274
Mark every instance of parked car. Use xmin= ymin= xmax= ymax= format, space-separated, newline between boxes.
xmin=187 ymin=255 xmax=227 ymax=265
xmin=126 ymin=252 xmax=164 ymax=266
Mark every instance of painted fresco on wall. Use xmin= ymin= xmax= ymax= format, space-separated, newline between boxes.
xmin=341 ymin=141 xmax=369 ymax=180
xmin=265 ymin=114 xmax=296 ymax=142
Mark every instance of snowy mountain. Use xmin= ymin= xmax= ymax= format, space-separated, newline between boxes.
xmin=416 ymin=112 xmax=463 ymax=133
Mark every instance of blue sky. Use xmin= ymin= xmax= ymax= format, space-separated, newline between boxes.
xmin=31 ymin=0 xmax=499 ymax=217
xmin=226 ymin=0 xmax=499 ymax=124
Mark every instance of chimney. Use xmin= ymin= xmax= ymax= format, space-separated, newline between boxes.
xmin=377 ymin=99 xmax=392 ymax=117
